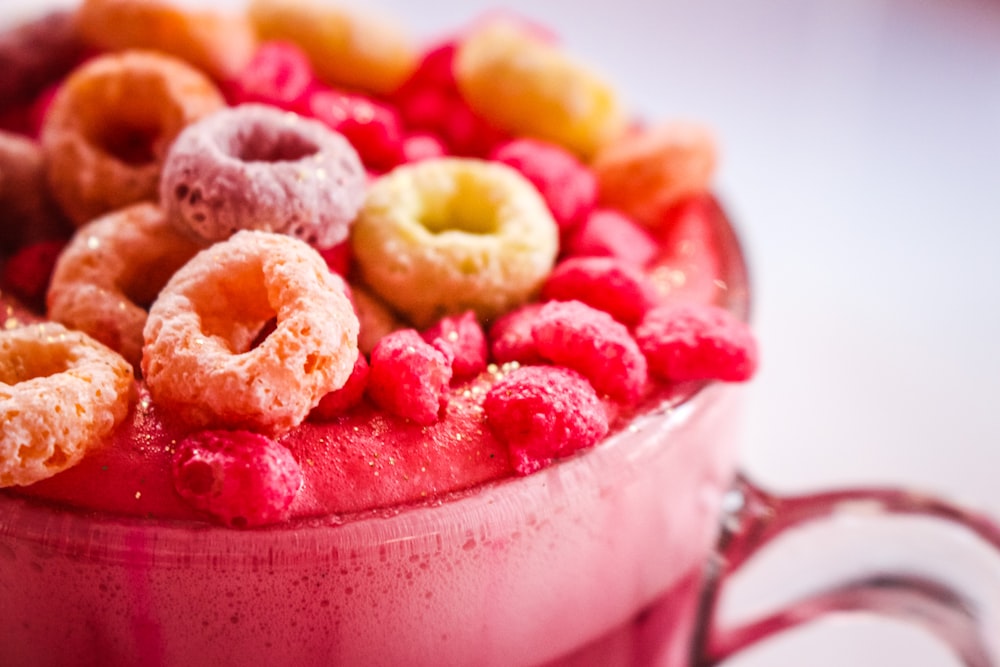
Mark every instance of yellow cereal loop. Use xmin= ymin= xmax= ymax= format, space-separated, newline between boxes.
xmin=0 ymin=323 xmax=133 ymax=487
xmin=455 ymin=19 xmax=626 ymax=160
xmin=351 ymin=158 xmax=559 ymax=328
xmin=142 ymin=230 xmax=359 ymax=436
xmin=47 ymin=203 xmax=205 ymax=370
xmin=75 ymin=0 xmax=257 ymax=81
xmin=592 ymin=120 xmax=718 ymax=228
xmin=248 ymin=0 xmax=417 ymax=96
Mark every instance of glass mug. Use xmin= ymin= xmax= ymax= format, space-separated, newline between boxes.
xmin=1 ymin=200 xmax=998 ymax=667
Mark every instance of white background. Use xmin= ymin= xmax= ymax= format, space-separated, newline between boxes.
xmin=12 ymin=0 xmax=1000 ymax=663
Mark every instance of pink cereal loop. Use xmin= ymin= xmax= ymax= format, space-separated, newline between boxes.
xmin=142 ymin=230 xmax=359 ymax=436
xmin=40 ymin=50 xmax=225 ymax=226
xmin=0 ymin=322 xmax=133 ymax=487
xmin=47 ymin=202 xmax=205 ymax=370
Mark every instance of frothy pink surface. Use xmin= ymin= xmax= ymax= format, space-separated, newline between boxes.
xmin=0 ymin=382 xmax=743 ymax=667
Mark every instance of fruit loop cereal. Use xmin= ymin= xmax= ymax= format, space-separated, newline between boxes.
xmin=41 ymin=49 xmax=224 ymax=225
xmin=592 ymin=120 xmax=718 ymax=228
xmin=249 ymin=0 xmax=417 ymax=96
xmin=352 ymin=158 xmax=559 ymax=327
xmin=47 ymin=202 xmax=205 ymax=369
xmin=0 ymin=2 xmax=761 ymax=523
xmin=0 ymin=322 xmax=132 ymax=487
xmin=455 ymin=19 xmax=626 ymax=159
xmin=160 ymin=104 xmax=366 ymax=246
xmin=76 ymin=0 xmax=257 ymax=81
xmin=142 ymin=230 xmax=359 ymax=435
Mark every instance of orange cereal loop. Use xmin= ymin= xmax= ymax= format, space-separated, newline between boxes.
xmin=591 ymin=121 xmax=718 ymax=228
xmin=41 ymin=50 xmax=225 ymax=226
xmin=47 ymin=202 xmax=205 ymax=370
xmin=249 ymin=0 xmax=417 ymax=96
xmin=455 ymin=19 xmax=626 ymax=160
xmin=142 ymin=230 xmax=360 ymax=436
xmin=75 ymin=0 xmax=257 ymax=81
xmin=0 ymin=322 xmax=133 ymax=487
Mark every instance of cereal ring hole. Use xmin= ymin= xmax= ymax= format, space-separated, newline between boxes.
xmin=93 ymin=121 xmax=160 ymax=166
xmin=193 ymin=260 xmax=277 ymax=353
xmin=0 ymin=345 xmax=71 ymax=385
xmin=226 ymin=123 xmax=320 ymax=164
xmin=418 ymin=171 xmax=502 ymax=236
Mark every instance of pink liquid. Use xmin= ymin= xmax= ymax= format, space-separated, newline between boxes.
xmin=0 ymin=382 xmax=742 ymax=667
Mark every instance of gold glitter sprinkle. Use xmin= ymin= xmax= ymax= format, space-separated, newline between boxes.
xmin=135 ymin=491 xmax=142 ymax=500
xmin=86 ymin=235 xmax=100 ymax=250
xmin=486 ymin=363 xmax=498 ymax=374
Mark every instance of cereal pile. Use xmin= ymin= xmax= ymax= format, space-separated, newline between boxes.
xmin=0 ymin=0 xmax=757 ymax=528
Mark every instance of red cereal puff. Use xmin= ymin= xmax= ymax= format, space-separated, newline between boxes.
xmin=307 ymin=89 xmax=405 ymax=171
xmin=541 ymin=256 xmax=659 ymax=327
xmin=160 ymin=104 xmax=366 ymax=247
xmin=317 ymin=238 xmax=352 ymax=277
xmin=592 ymin=121 xmax=717 ymax=228
xmin=225 ymin=41 xmax=317 ymax=112
xmin=533 ymin=300 xmax=648 ymax=404
xmin=172 ymin=430 xmax=303 ymax=528
xmin=0 ymin=322 xmax=133 ymax=487
xmin=41 ymin=50 xmax=225 ymax=226
xmin=76 ymin=0 xmax=257 ymax=81
xmin=487 ymin=302 xmax=545 ymax=365
xmin=1 ymin=239 xmax=66 ymax=310
xmin=490 ymin=138 xmax=596 ymax=231
xmin=47 ymin=203 xmax=204 ymax=369
xmin=142 ymin=230 xmax=360 ymax=436
xmin=367 ymin=329 xmax=452 ymax=425
xmin=310 ymin=354 xmax=370 ymax=420
xmin=483 ymin=365 xmax=608 ymax=475
xmin=634 ymin=303 xmax=758 ymax=382
xmin=563 ymin=208 xmax=659 ymax=268
xmin=422 ymin=310 xmax=488 ymax=380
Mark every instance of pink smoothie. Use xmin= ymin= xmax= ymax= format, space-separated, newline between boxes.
xmin=0 ymin=380 xmax=743 ymax=667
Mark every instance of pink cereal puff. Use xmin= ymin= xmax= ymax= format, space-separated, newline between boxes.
xmin=0 ymin=10 xmax=86 ymax=108
xmin=634 ymin=303 xmax=758 ymax=383
xmin=307 ymin=89 xmax=405 ymax=171
xmin=159 ymin=104 xmax=366 ymax=247
xmin=541 ymin=256 xmax=660 ymax=327
xmin=422 ymin=310 xmax=488 ymax=380
xmin=487 ymin=302 xmax=545 ymax=366
xmin=225 ymin=41 xmax=317 ymax=112
xmin=483 ymin=365 xmax=609 ymax=475
xmin=367 ymin=329 xmax=453 ymax=425
xmin=401 ymin=132 xmax=448 ymax=163
xmin=310 ymin=353 xmax=370 ymax=420
xmin=563 ymin=208 xmax=660 ymax=268
xmin=317 ymin=238 xmax=352 ymax=277
xmin=142 ymin=230 xmax=360 ymax=436
xmin=172 ymin=430 xmax=303 ymax=528
xmin=532 ymin=300 xmax=648 ymax=405
xmin=490 ymin=138 xmax=596 ymax=231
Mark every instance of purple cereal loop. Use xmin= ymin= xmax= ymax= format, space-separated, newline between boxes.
xmin=160 ymin=104 xmax=366 ymax=247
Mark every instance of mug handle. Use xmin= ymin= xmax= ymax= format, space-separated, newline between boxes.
xmin=692 ymin=474 xmax=1000 ymax=666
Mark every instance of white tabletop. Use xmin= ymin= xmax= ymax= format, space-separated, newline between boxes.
xmin=14 ymin=0 xmax=1000 ymax=663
